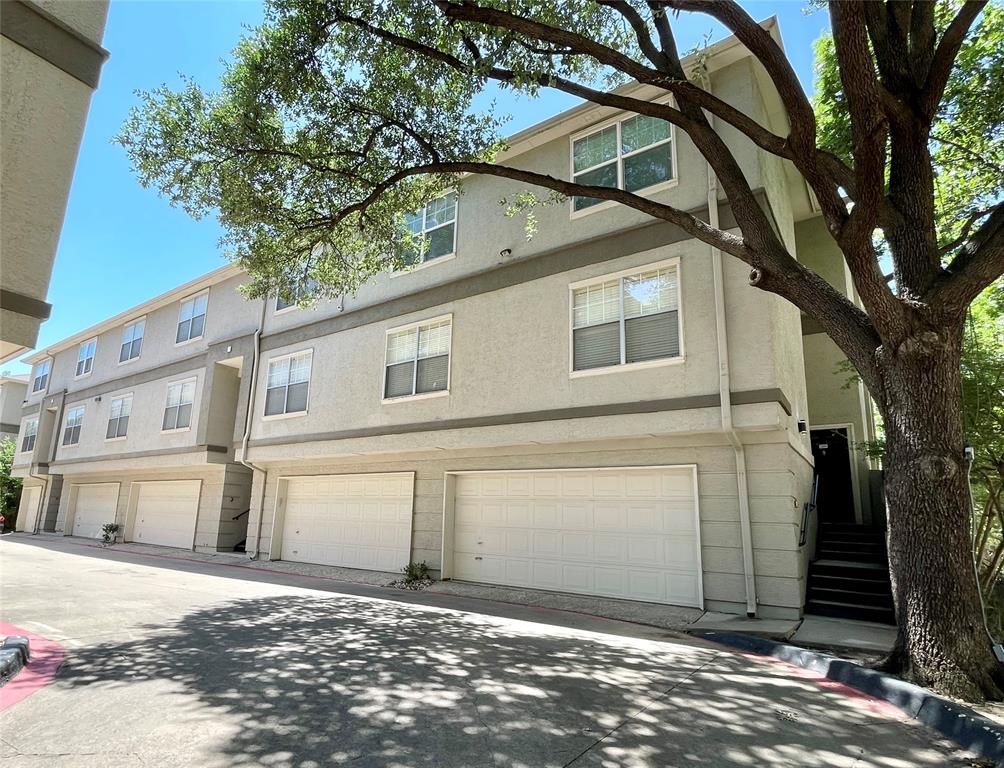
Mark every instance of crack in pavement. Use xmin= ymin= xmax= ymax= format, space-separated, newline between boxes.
xmin=560 ymin=651 xmax=724 ymax=767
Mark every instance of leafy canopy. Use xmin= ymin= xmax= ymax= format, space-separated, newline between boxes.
xmin=118 ymin=0 xmax=639 ymax=301
xmin=813 ymin=2 xmax=1004 ymax=251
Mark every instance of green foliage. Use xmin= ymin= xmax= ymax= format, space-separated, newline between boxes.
xmin=101 ymin=523 xmax=121 ymax=545
xmin=813 ymin=3 xmax=1004 ymax=251
xmin=401 ymin=560 xmax=430 ymax=584
xmin=0 ymin=437 xmax=21 ymax=530
xmin=116 ymin=0 xmax=641 ymax=299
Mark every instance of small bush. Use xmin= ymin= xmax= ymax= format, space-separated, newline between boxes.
xmin=401 ymin=561 xmax=430 ymax=584
xmin=101 ymin=523 xmax=121 ymax=544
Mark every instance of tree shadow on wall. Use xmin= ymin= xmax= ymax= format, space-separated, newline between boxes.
xmin=53 ymin=595 xmax=963 ymax=767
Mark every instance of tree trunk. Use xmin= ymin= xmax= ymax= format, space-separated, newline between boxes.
xmin=878 ymin=322 xmax=1004 ymax=701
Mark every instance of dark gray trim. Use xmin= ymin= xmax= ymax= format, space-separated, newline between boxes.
xmin=0 ymin=422 xmax=19 ymax=434
xmin=49 ymin=443 xmax=229 ymax=468
xmin=247 ymin=388 xmax=791 ymax=448
xmin=63 ymin=354 xmax=207 ymax=404
xmin=261 ymin=195 xmax=753 ymax=354
xmin=0 ymin=0 xmax=108 ymax=89
xmin=731 ymin=387 xmax=792 ymax=416
xmin=801 ymin=314 xmax=826 ymax=336
xmin=0 ymin=289 xmax=51 ymax=321
xmin=20 ymin=402 xmax=40 ymax=417
xmin=697 ymin=632 xmax=1004 ymax=763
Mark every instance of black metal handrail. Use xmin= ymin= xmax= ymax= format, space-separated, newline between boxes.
xmin=799 ymin=474 xmax=820 ymax=547
xmin=232 ymin=508 xmax=250 ymax=521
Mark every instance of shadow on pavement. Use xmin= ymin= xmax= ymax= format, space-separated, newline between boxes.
xmin=50 ymin=593 xmax=965 ymax=767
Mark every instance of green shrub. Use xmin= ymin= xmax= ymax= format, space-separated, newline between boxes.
xmin=401 ymin=561 xmax=430 ymax=583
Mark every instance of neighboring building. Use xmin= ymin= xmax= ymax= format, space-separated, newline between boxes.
xmin=0 ymin=374 xmax=29 ymax=442
xmin=0 ymin=0 xmax=110 ymax=362
xmin=11 ymin=21 xmax=875 ymax=620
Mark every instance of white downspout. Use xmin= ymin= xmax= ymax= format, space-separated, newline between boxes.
xmin=239 ymin=299 xmax=268 ymax=559
xmin=702 ymin=76 xmax=758 ymax=616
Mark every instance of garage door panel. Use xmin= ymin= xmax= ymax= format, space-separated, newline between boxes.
xmin=132 ymin=480 xmax=201 ymax=549
xmin=453 ymin=467 xmax=702 ymax=608
xmin=72 ymin=484 xmax=119 ymax=539
xmin=281 ymin=473 xmax=413 ymax=572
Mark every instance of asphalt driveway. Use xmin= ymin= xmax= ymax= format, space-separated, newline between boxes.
xmin=0 ymin=536 xmax=977 ymax=767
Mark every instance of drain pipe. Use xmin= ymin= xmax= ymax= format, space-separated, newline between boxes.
xmin=238 ymin=299 xmax=268 ymax=559
xmin=702 ymin=81 xmax=758 ymax=616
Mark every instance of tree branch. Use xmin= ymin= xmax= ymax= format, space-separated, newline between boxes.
xmin=930 ymin=202 xmax=1004 ymax=311
xmin=597 ymin=0 xmax=668 ymax=71
xmin=924 ymin=1 xmax=988 ymax=119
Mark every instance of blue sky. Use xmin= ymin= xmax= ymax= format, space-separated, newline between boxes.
xmin=7 ymin=1 xmax=832 ymax=375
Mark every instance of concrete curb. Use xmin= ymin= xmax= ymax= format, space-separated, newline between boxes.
xmin=698 ymin=631 xmax=1004 ymax=764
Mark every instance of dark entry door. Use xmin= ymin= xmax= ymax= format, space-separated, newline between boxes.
xmin=810 ymin=427 xmax=856 ymax=523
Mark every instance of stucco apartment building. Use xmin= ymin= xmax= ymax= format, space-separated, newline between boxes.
xmin=11 ymin=23 xmax=876 ymax=620
xmin=1 ymin=0 xmax=109 ymax=362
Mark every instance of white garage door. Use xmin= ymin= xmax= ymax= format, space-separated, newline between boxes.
xmin=280 ymin=473 xmax=413 ymax=572
xmin=71 ymin=484 xmax=119 ymax=539
xmin=452 ymin=467 xmax=703 ymax=607
xmin=132 ymin=480 xmax=201 ymax=549
xmin=16 ymin=485 xmax=42 ymax=533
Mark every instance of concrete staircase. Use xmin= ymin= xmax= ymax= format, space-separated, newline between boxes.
xmin=806 ymin=524 xmax=895 ymax=625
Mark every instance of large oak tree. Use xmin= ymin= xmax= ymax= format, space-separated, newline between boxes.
xmin=119 ymin=0 xmax=1004 ymax=700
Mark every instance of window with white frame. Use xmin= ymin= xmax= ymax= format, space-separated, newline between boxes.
xmin=76 ymin=339 xmax=96 ymax=377
xmin=63 ymin=406 xmax=85 ymax=446
xmin=571 ymin=114 xmax=674 ymax=212
xmin=163 ymin=379 xmax=196 ymax=431
xmin=106 ymin=395 xmax=132 ymax=439
xmin=276 ymin=278 xmax=319 ymax=312
xmin=572 ymin=264 xmax=681 ymax=371
xmin=176 ymin=293 xmax=208 ymax=343
xmin=384 ymin=317 xmax=451 ymax=399
xmin=402 ymin=192 xmax=457 ymax=266
xmin=120 ymin=320 xmax=144 ymax=363
xmin=21 ymin=418 xmax=38 ymax=453
xmin=31 ymin=360 xmax=51 ymax=393
xmin=264 ymin=351 xmax=311 ymax=416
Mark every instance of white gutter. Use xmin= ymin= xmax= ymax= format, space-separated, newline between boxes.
xmin=702 ymin=75 xmax=758 ymax=616
xmin=239 ymin=299 xmax=268 ymax=559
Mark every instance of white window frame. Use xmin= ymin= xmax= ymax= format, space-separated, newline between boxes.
xmin=105 ymin=393 xmax=133 ymax=442
xmin=568 ymin=105 xmax=678 ymax=219
xmin=20 ymin=418 xmax=38 ymax=454
xmin=30 ymin=359 xmax=51 ymax=394
xmin=382 ymin=313 xmax=453 ymax=403
xmin=161 ymin=376 xmax=197 ymax=433
xmin=262 ymin=349 xmax=313 ymax=420
xmin=567 ymin=256 xmax=684 ymax=378
xmin=175 ymin=291 xmax=209 ymax=346
xmin=275 ymin=279 xmax=320 ymax=314
xmin=75 ymin=338 xmax=97 ymax=379
xmin=62 ymin=405 xmax=85 ymax=447
xmin=118 ymin=318 xmax=145 ymax=366
xmin=391 ymin=192 xmax=459 ymax=276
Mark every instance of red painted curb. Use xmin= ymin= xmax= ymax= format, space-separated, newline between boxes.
xmin=739 ymin=651 xmax=905 ymax=720
xmin=0 ymin=621 xmax=65 ymax=710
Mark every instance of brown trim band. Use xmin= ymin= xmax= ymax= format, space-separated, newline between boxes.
xmin=0 ymin=0 xmax=108 ymax=89
xmin=0 ymin=289 xmax=51 ymax=321
xmin=49 ymin=443 xmax=229 ymax=469
xmin=731 ymin=387 xmax=792 ymax=416
xmin=247 ymin=388 xmax=790 ymax=448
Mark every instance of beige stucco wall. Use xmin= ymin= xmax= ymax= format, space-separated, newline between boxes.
xmin=0 ymin=380 xmax=28 ymax=435
xmin=54 ymin=463 xmax=252 ymax=552
xmin=245 ymin=432 xmax=811 ymax=619
xmin=0 ymin=0 xmax=108 ymax=358
xmin=50 ymin=365 xmax=207 ymax=464
xmin=250 ymin=238 xmax=803 ymax=447
xmin=796 ymin=217 xmax=875 ymax=521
